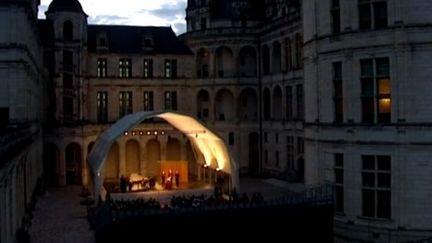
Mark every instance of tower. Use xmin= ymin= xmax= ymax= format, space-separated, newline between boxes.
xmin=46 ymin=0 xmax=88 ymax=125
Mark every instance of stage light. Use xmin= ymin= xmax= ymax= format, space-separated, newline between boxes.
xmin=146 ymin=130 xmax=151 ymax=136
xmin=161 ymin=130 xmax=165 ymax=135
xmin=154 ymin=130 xmax=158 ymax=135
xmin=124 ymin=131 xmax=129 ymax=136
xmin=139 ymin=131 xmax=144 ymax=136
xmin=132 ymin=131 xmax=136 ymax=136
xmin=216 ymin=168 xmax=221 ymax=172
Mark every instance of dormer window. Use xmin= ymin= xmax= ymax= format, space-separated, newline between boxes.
xmin=96 ymin=32 xmax=109 ymax=51
xmin=142 ymin=35 xmax=154 ymax=51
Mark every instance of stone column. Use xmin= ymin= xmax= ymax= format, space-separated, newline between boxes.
xmin=81 ymin=142 xmax=89 ymax=187
xmin=140 ymin=139 xmax=146 ymax=175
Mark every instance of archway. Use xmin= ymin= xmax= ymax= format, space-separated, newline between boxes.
xmin=273 ymin=86 xmax=283 ymax=120
xmin=263 ymin=88 xmax=271 ymax=121
xmin=238 ymin=46 xmax=257 ymax=77
xmin=197 ymin=89 xmax=210 ymax=121
xmin=215 ymin=46 xmax=234 ymax=78
xmin=196 ymin=48 xmax=210 ymax=78
xmin=125 ymin=140 xmax=140 ymax=176
xmin=65 ymin=143 xmax=82 ymax=185
xmin=167 ymin=138 xmax=181 ymax=161
xmin=238 ymin=88 xmax=258 ymax=121
xmin=215 ymin=89 xmax=234 ymax=121
xmin=63 ymin=20 xmax=73 ymax=41
xmin=105 ymin=142 xmax=119 ymax=180
xmin=146 ymin=139 xmax=161 ymax=178
xmin=262 ymin=44 xmax=270 ymax=75
xmin=273 ymin=41 xmax=282 ymax=73
xmin=248 ymin=133 xmax=259 ymax=175
xmin=44 ymin=143 xmax=59 ymax=186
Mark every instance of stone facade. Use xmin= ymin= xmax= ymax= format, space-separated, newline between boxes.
xmin=0 ymin=1 xmax=45 ymax=242
xmin=303 ymin=0 xmax=432 ymax=241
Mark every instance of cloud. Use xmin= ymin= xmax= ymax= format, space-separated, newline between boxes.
xmin=38 ymin=0 xmax=188 ymax=35
xmin=88 ymin=15 xmax=129 ymax=25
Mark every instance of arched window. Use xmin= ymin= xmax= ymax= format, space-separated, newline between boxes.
xmin=63 ymin=21 xmax=73 ymax=41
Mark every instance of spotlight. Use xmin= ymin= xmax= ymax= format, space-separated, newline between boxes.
xmin=154 ymin=130 xmax=158 ymax=136
xmin=139 ymin=131 xmax=144 ymax=136
xmin=161 ymin=130 xmax=165 ymax=135
xmin=124 ymin=131 xmax=129 ymax=136
xmin=132 ymin=131 xmax=136 ymax=136
xmin=146 ymin=131 xmax=151 ymax=136
xmin=216 ymin=168 xmax=221 ymax=172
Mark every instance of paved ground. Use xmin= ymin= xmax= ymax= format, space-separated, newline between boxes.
xmin=29 ymin=186 xmax=94 ymax=243
xmin=28 ymin=178 xmax=304 ymax=243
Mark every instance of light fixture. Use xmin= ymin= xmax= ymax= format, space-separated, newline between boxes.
xmin=161 ymin=130 xmax=165 ymax=135
xmin=216 ymin=168 xmax=221 ymax=172
xmin=139 ymin=131 xmax=144 ymax=136
xmin=154 ymin=130 xmax=158 ymax=136
xmin=132 ymin=131 xmax=136 ymax=136
xmin=124 ymin=131 xmax=129 ymax=136
xmin=146 ymin=130 xmax=151 ymax=136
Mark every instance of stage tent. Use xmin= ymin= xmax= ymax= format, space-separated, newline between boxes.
xmin=87 ymin=111 xmax=239 ymax=201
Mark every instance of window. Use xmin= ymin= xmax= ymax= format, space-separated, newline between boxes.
xmin=275 ymin=133 xmax=279 ymax=144
xmin=287 ymin=136 xmax=294 ymax=169
xmin=296 ymin=84 xmax=304 ymax=120
xmin=119 ymin=91 xmax=133 ymax=117
xmin=264 ymin=132 xmax=268 ymax=143
xmin=331 ymin=0 xmax=341 ymax=34
xmin=297 ymin=137 xmax=304 ymax=154
xmin=143 ymin=91 xmax=154 ymax=111
xmin=264 ymin=150 xmax=268 ymax=165
xmin=63 ymin=21 xmax=73 ymax=41
xmin=200 ymin=17 xmax=207 ymax=30
xmin=334 ymin=153 xmax=344 ymax=213
xmin=63 ymin=73 xmax=73 ymax=89
xmin=362 ymin=155 xmax=391 ymax=219
xmin=286 ymin=86 xmax=293 ymax=120
xmin=275 ymin=151 xmax=280 ymax=168
xmin=97 ymin=91 xmax=108 ymax=123
xmin=165 ymin=59 xmax=177 ymax=78
xmin=97 ymin=58 xmax=107 ymax=78
xmin=0 ymin=107 xmax=9 ymax=129
xmin=164 ymin=91 xmax=177 ymax=110
xmin=63 ymin=96 xmax=73 ymax=120
xmin=358 ymin=0 xmax=387 ymax=30
xmin=361 ymin=58 xmax=391 ymax=124
xmin=333 ymin=62 xmax=343 ymax=123
xmin=144 ymin=59 xmax=153 ymax=78
xmin=119 ymin=59 xmax=132 ymax=78
xmin=63 ymin=51 xmax=73 ymax=72
xmin=285 ymin=38 xmax=292 ymax=71
xmin=229 ymin=132 xmax=234 ymax=145
xmin=294 ymin=34 xmax=303 ymax=69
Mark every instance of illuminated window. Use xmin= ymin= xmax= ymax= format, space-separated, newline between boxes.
xmin=97 ymin=58 xmax=107 ymax=78
xmin=358 ymin=0 xmax=387 ymax=30
xmin=165 ymin=59 xmax=177 ymax=78
xmin=119 ymin=91 xmax=133 ymax=117
xmin=331 ymin=0 xmax=341 ymax=34
xmin=361 ymin=58 xmax=390 ymax=124
xmin=119 ymin=58 xmax=132 ymax=78
xmin=97 ymin=91 xmax=108 ymax=123
xmin=334 ymin=153 xmax=344 ymax=213
xmin=333 ymin=62 xmax=343 ymax=123
xmin=164 ymin=91 xmax=177 ymax=110
xmin=362 ymin=155 xmax=391 ymax=219
xmin=143 ymin=91 xmax=154 ymax=111
xmin=143 ymin=59 xmax=153 ymax=78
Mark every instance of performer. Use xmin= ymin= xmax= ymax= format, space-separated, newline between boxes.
xmin=175 ymin=170 xmax=180 ymax=188
xmin=161 ymin=171 xmax=166 ymax=186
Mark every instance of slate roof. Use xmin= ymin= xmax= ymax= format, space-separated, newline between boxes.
xmin=46 ymin=0 xmax=86 ymax=14
xmin=87 ymin=25 xmax=193 ymax=55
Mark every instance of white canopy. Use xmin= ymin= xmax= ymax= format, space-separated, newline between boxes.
xmin=87 ymin=111 xmax=239 ymax=201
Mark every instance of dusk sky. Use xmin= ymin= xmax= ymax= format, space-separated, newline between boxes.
xmin=38 ymin=0 xmax=188 ymax=35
